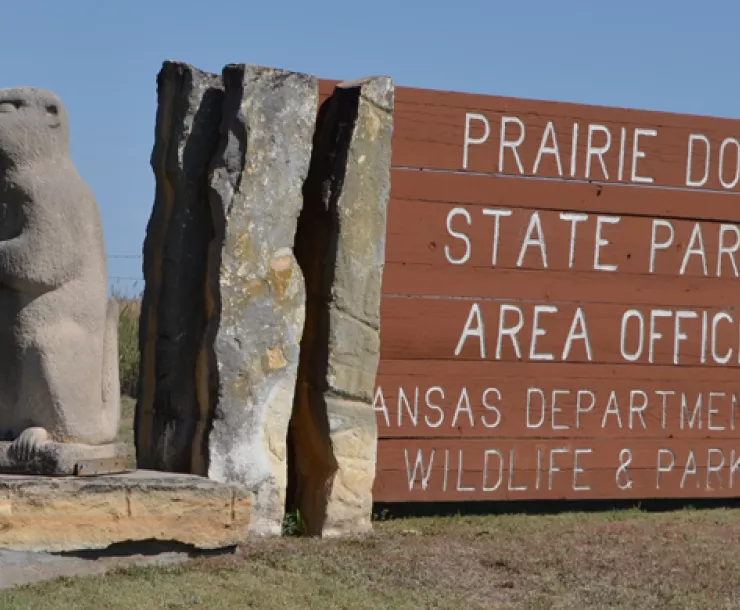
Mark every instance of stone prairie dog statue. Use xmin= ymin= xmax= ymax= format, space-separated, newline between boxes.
xmin=0 ymin=87 xmax=120 ymax=461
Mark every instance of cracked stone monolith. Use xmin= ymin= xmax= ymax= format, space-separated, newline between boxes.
xmin=288 ymin=77 xmax=394 ymax=537
xmin=136 ymin=61 xmax=224 ymax=475
xmin=206 ymin=64 xmax=317 ymax=536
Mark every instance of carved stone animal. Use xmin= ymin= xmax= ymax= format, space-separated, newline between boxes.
xmin=0 ymin=87 xmax=119 ymax=461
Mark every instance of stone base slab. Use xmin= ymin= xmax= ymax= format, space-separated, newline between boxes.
xmin=0 ymin=470 xmax=252 ymax=552
xmin=0 ymin=441 xmax=128 ymax=476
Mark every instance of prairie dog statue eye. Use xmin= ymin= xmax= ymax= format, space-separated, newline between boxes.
xmin=0 ymin=102 xmax=18 ymax=114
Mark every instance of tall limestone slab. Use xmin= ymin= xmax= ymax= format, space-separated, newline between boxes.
xmin=289 ymin=77 xmax=394 ymax=536
xmin=205 ymin=64 xmax=317 ymax=535
xmin=136 ymin=62 xmax=224 ymax=474
xmin=137 ymin=62 xmax=318 ymax=536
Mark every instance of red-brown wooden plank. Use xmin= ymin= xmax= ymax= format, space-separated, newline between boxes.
xmin=382 ymin=264 xmax=740 ymax=310
xmin=373 ymin=438 xmax=740 ymax=501
xmin=374 ymin=367 xmax=740 ymax=439
xmin=390 ymin=170 xmax=740 ymax=223
xmin=390 ymin=87 xmax=740 ymax=193
xmin=379 ymin=298 xmax=740 ymax=369
xmin=321 ymin=79 xmax=740 ymax=193
xmin=376 ymin=359 xmax=740 ymax=382
xmin=385 ymin=197 xmax=740 ymax=280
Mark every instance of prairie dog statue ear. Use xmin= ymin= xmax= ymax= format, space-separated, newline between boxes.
xmin=0 ymin=86 xmax=124 ymax=475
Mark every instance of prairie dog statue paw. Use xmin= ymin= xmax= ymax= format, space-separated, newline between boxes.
xmin=9 ymin=427 xmax=50 ymax=462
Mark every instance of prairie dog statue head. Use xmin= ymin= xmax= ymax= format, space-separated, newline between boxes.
xmin=0 ymin=87 xmax=70 ymax=168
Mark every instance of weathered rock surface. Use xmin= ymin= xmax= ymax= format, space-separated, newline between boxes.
xmin=206 ymin=64 xmax=317 ymax=536
xmin=0 ymin=471 xmax=251 ymax=552
xmin=136 ymin=62 xmax=224 ymax=474
xmin=137 ymin=61 xmax=318 ymax=536
xmin=289 ymin=77 xmax=394 ymax=536
xmin=137 ymin=62 xmax=392 ymax=537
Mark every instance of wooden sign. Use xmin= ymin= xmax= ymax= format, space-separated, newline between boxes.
xmin=322 ymin=81 xmax=740 ymax=503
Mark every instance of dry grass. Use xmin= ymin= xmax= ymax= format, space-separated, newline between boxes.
xmin=4 ymin=507 xmax=740 ymax=608
xmin=119 ymin=395 xmax=136 ymax=469
xmin=113 ymin=294 xmax=140 ymax=398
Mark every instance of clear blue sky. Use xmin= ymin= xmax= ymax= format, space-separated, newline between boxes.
xmin=1 ymin=0 xmax=737 ymax=295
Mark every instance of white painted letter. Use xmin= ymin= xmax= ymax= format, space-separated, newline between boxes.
xmin=559 ymin=212 xmax=588 ymax=269
xmin=526 ymin=388 xmax=547 ymax=429
xmin=570 ymin=123 xmax=579 ymax=177
xmin=712 ymin=312 xmax=734 ymax=364
xmin=530 ymin=305 xmax=558 ymax=361
xmin=632 ymin=128 xmax=657 ymax=184
xmin=496 ymin=304 xmax=524 ymax=359
xmin=707 ymin=448 xmax=726 ymax=489
xmin=594 ymin=216 xmax=620 ymax=272
xmin=680 ymin=223 xmax=708 ymax=276
xmin=424 ymin=387 xmax=445 ymax=428
xmin=650 ymin=219 xmax=674 ymax=273
xmin=445 ymin=207 xmax=472 ymax=265
xmin=656 ymin=449 xmax=675 ymax=489
xmin=397 ymin=387 xmax=420 ymax=427
xmin=576 ymin=390 xmax=596 ymax=429
xmin=673 ymin=310 xmax=698 ymax=365
xmin=451 ymin=387 xmax=475 ymax=428
xmin=562 ymin=307 xmax=593 ymax=361
xmin=649 ymin=309 xmax=672 ymax=364
xmin=533 ymin=121 xmax=563 ymax=176
xmin=482 ymin=450 xmax=504 ymax=492
xmin=463 ymin=113 xmax=490 ymax=170
xmin=718 ymin=224 xmax=740 ymax=277
xmin=586 ymin=124 xmax=612 ymax=179
xmin=708 ymin=392 xmax=726 ymax=432
xmin=405 ymin=448 xmax=435 ymax=491
xmin=719 ymin=137 xmax=740 ymax=189
xmin=482 ymin=208 xmax=513 ymax=266
xmin=549 ymin=448 xmax=569 ymax=490
xmin=455 ymin=303 xmax=486 ymax=359
xmin=373 ymin=386 xmax=390 ymax=427
xmin=499 ymin=116 xmax=526 ymax=174
xmin=686 ymin=134 xmax=711 ymax=187
xmin=681 ymin=393 xmax=703 ymax=430
xmin=621 ymin=310 xmax=645 ymax=362
xmin=481 ymin=388 xmax=502 ymax=428
xmin=573 ymin=448 xmax=592 ymax=491
xmin=516 ymin=211 xmax=548 ymax=268
xmin=551 ymin=389 xmax=570 ymax=430
xmin=629 ymin=390 xmax=648 ymax=430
